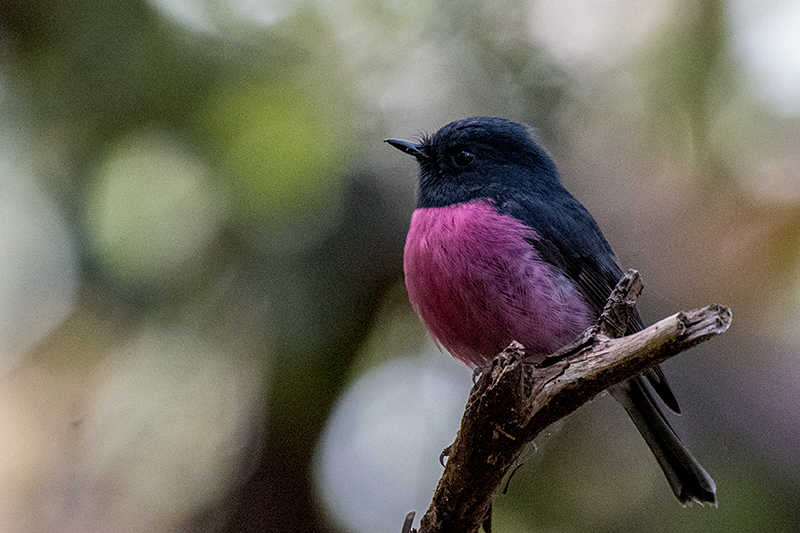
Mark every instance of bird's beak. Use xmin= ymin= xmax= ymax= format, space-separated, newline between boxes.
xmin=384 ymin=138 xmax=426 ymax=159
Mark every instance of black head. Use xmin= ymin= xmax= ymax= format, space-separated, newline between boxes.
xmin=385 ymin=117 xmax=563 ymax=208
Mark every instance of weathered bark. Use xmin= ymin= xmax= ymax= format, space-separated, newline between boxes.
xmin=403 ymin=270 xmax=731 ymax=533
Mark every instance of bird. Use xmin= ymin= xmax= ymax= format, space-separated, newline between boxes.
xmin=385 ymin=116 xmax=716 ymax=505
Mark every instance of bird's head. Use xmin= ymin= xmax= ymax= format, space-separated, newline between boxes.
xmin=386 ymin=117 xmax=562 ymax=208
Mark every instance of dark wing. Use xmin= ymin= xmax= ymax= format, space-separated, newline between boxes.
xmin=501 ymin=191 xmax=681 ymax=413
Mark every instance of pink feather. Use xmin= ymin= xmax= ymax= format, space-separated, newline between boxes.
xmin=404 ymin=200 xmax=594 ymax=368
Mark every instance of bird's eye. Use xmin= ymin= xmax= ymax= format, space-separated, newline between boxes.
xmin=451 ymin=150 xmax=475 ymax=168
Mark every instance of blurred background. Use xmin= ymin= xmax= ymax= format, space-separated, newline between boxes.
xmin=1 ymin=0 xmax=799 ymax=531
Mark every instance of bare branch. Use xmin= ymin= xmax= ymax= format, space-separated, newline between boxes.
xmin=407 ymin=271 xmax=731 ymax=533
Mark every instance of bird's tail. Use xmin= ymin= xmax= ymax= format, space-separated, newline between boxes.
xmin=610 ymin=377 xmax=717 ymax=505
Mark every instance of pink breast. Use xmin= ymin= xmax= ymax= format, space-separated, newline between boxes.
xmin=403 ymin=201 xmax=594 ymax=368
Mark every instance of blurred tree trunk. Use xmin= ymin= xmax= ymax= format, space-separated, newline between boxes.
xmin=223 ymin=176 xmax=406 ymax=532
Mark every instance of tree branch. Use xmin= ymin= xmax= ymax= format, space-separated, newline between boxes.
xmin=405 ymin=270 xmax=732 ymax=533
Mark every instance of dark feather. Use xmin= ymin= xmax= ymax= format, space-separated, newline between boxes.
xmin=500 ymin=192 xmax=681 ymax=413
